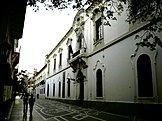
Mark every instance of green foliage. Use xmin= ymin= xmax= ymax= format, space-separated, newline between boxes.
xmin=127 ymin=0 xmax=162 ymax=50
xmin=135 ymin=20 xmax=162 ymax=50
xmin=15 ymin=70 xmax=29 ymax=93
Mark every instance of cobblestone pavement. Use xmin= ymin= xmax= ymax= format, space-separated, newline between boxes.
xmin=34 ymin=99 xmax=134 ymax=121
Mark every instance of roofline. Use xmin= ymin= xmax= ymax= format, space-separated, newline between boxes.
xmin=35 ymin=64 xmax=47 ymax=76
xmin=47 ymin=9 xmax=85 ymax=57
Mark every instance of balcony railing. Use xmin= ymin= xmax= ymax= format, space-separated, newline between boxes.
xmin=72 ymin=47 xmax=86 ymax=59
xmin=69 ymin=47 xmax=87 ymax=72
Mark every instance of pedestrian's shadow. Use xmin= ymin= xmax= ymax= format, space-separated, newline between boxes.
xmin=22 ymin=114 xmax=33 ymax=121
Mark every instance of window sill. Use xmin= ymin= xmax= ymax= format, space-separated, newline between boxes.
xmin=94 ymin=37 xmax=103 ymax=47
xmin=137 ymin=97 xmax=155 ymax=100
xmin=96 ymin=96 xmax=104 ymax=99
xmin=135 ymin=97 xmax=156 ymax=103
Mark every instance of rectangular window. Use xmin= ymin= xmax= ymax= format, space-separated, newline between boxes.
xmin=67 ymin=79 xmax=70 ymax=97
xmin=47 ymin=84 xmax=49 ymax=96
xmin=59 ymin=53 xmax=62 ymax=66
xmin=53 ymin=83 xmax=55 ymax=96
xmin=96 ymin=18 xmax=102 ymax=40
xmin=54 ymin=58 xmax=56 ymax=70
xmin=77 ymin=34 xmax=82 ymax=49
xmin=68 ymin=45 xmax=73 ymax=60
xmin=62 ymin=72 xmax=65 ymax=98
xmin=48 ymin=63 xmax=50 ymax=75
xmin=58 ymin=82 xmax=61 ymax=97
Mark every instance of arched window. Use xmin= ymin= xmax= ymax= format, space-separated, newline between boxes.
xmin=96 ymin=69 xmax=103 ymax=97
xmin=137 ymin=54 xmax=153 ymax=97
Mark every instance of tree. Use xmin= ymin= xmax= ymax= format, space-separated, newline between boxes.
xmin=27 ymin=0 xmax=162 ymax=50
xmin=14 ymin=70 xmax=29 ymax=94
xmin=127 ymin=0 xmax=162 ymax=50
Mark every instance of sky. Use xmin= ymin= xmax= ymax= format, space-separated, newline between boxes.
xmin=18 ymin=3 xmax=77 ymax=73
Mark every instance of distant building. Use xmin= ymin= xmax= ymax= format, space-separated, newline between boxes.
xmin=26 ymin=70 xmax=37 ymax=95
xmin=35 ymin=64 xmax=47 ymax=98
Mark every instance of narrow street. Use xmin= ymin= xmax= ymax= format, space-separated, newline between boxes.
xmin=10 ymin=96 xmax=135 ymax=121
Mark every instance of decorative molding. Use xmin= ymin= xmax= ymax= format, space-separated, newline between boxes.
xmin=53 ymin=54 xmax=57 ymax=58
xmin=130 ymin=44 xmax=158 ymax=68
xmin=153 ymin=49 xmax=158 ymax=64
xmin=58 ymin=77 xmax=61 ymax=82
xmin=93 ymin=59 xmax=106 ymax=99
xmin=58 ymin=48 xmax=63 ymax=53
xmin=66 ymin=38 xmax=72 ymax=46
xmin=93 ymin=59 xmax=105 ymax=72
xmin=47 ymin=59 xmax=50 ymax=63
xmin=66 ymin=73 xmax=75 ymax=82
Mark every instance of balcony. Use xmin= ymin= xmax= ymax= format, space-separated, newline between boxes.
xmin=70 ymin=47 xmax=87 ymax=63
xmin=69 ymin=47 xmax=88 ymax=73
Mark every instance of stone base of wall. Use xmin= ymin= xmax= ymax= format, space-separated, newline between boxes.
xmin=46 ymin=98 xmax=162 ymax=120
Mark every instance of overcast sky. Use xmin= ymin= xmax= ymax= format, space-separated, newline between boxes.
xmin=18 ymin=4 xmax=77 ymax=73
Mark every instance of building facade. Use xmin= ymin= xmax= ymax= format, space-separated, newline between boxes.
xmin=39 ymin=1 xmax=162 ymax=119
xmin=27 ymin=69 xmax=38 ymax=95
xmin=35 ymin=64 xmax=47 ymax=99
xmin=0 ymin=0 xmax=27 ymax=119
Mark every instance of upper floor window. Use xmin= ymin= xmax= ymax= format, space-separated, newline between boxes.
xmin=68 ymin=45 xmax=73 ymax=60
xmin=54 ymin=58 xmax=56 ymax=70
xmin=92 ymin=10 xmax=104 ymax=48
xmin=59 ymin=53 xmax=62 ymax=66
xmin=66 ymin=38 xmax=73 ymax=60
xmin=53 ymin=54 xmax=57 ymax=71
xmin=47 ymin=60 xmax=50 ymax=75
xmin=58 ymin=48 xmax=63 ymax=67
xmin=96 ymin=18 xmax=103 ymax=41
xmin=77 ymin=33 xmax=83 ymax=50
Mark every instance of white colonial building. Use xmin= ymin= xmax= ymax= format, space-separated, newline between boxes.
xmin=37 ymin=1 xmax=162 ymax=119
xmin=35 ymin=64 xmax=47 ymax=98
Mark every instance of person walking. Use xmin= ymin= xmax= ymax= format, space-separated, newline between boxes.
xmin=23 ymin=92 xmax=29 ymax=115
xmin=29 ymin=94 xmax=35 ymax=116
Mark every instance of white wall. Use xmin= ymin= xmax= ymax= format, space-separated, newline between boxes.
xmin=104 ymin=4 xmax=129 ymax=45
xmin=44 ymin=3 xmax=162 ymax=103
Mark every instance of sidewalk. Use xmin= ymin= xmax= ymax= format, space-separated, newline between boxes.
xmin=10 ymin=96 xmax=43 ymax=121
